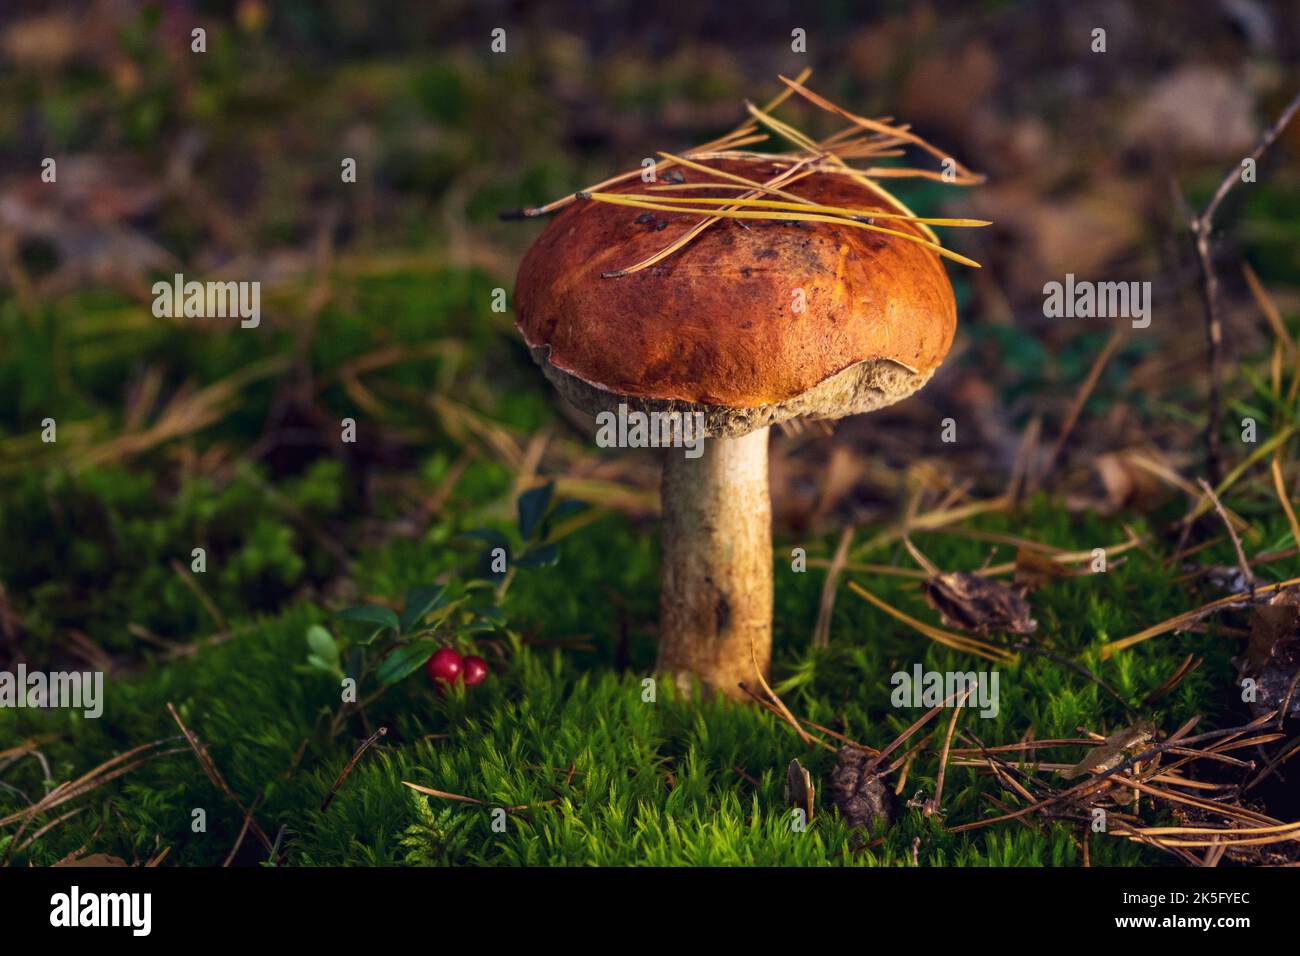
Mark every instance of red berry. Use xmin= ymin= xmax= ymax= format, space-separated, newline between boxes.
xmin=462 ymin=655 xmax=489 ymax=687
xmin=425 ymin=647 xmax=463 ymax=685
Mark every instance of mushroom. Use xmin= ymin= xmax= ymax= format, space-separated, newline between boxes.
xmin=513 ymin=158 xmax=956 ymax=698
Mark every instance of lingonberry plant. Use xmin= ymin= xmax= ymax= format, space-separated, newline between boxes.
xmin=301 ymin=482 xmax=584 ymax=694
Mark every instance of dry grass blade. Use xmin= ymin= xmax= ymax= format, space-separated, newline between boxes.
xmin=948 ymin=703 xmax=1300 ymax=861
xmin=948 ymin=717 xmax=1280 ymax=834
xmin=949 ymin=738 xmax=1101 ymax=755
xmin=170 ymin=557 xmax=227 ymax=629
xmin=146 ymin=846 xmax=171 ymax=867
xmin=75 ymin=355 xmax=292 ymax=471
xmin=1245 ymin=737 xmax=1300 ymax=791
xmin=509 ymin=125 xmax=760 ymax=219
xmin=1126 ymin=453 xmax=1249 ymax=533
xmin=743 ymin=98 xmax=823 ymax=152
xmin=223 ymin=793 xmax=263 ymax=867
xmin=1183 ymin=423 xmax=1300 ymax=525
xmin=50 ymin=824 xmax=105 ymax=867
xmin=1244 ymin=263 xmax=1297 ymax=358
xmin=859 ymin=495 xmax=1012 ymax=554
xmin=978 ymin=530 xmax=1144 ymax=578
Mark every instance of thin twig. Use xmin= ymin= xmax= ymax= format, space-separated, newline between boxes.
xmin=320 ymin=726 xmax=388 ymax=812
xmin=1196 ymin=478 xmax=1253 ymax=597
xmin=1189 ymin=86 xmax=1300 ymax=482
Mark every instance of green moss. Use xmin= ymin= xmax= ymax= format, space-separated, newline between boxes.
xmin=0 ymin=257 xmax=1276 ymax=867
xmin=0 ymin=487 xmax=1235 ymax=866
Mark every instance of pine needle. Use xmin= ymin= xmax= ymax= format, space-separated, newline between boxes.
xmin=592 ymin=191 xmax=990 ymax=227
xmin=1099 ymin=574 xmax=1300 ymax=657
xmin=846 ymin=580 xmax=1018 ymax=664
xmin=600 ymin=160 xmax=817 ymax=277
xmin=511 ymin=71 xmax=987 ymax=277
xmin=585 ymin=192 xmax=984 ymax=267
xmin=777 ymin=74 xmax=985 ymax=185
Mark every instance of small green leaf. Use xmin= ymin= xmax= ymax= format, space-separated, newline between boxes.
xmin=337 ymin=604 xmax=401 ymax=635
xmin=515 ymin=543 xmax=559 ymax=569
xmin=400 ymin=585 xmax=447 ymax=634
xmin=376 ymin=640 xmax=440 ymax=685
xmin=306 ymin=625 xmax=339 ymax=668
xmin=516 ymin=482 xmax=555 ymax=540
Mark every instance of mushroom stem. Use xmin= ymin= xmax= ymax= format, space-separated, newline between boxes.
xmin=658 ymin=425 xmax=772 ymax=698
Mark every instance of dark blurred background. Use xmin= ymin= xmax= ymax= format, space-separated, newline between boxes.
xmin=4 ymin=0 xmax=1298 ymax=446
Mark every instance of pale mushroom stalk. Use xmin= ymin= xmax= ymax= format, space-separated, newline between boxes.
xmin=658 ymin=426 xmax=772 ymax=696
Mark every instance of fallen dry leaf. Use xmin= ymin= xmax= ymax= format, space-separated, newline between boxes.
xmin=923 ymin=572 xmax=1037 ymax=636
xmin=1062 ymin=721 xmax=1157 ymax=779
xmin=1243 ymin=588 xmax=1300 ymax=719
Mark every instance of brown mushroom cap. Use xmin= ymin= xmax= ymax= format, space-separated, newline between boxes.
xmin=515 ymin=159 xmax=957 ymax=438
